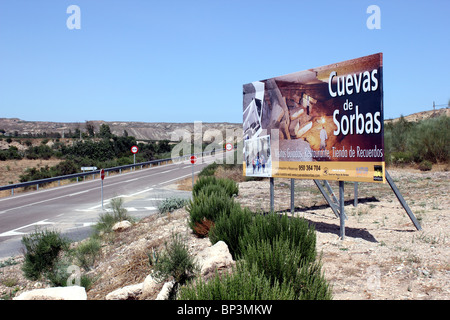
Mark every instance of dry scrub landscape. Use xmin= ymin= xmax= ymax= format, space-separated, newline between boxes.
xmin=1 ymin=166 xmax=449 ymax=300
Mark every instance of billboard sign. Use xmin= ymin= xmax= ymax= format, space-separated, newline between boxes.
xmin=243 ymin=53 xmax=385 ymax=183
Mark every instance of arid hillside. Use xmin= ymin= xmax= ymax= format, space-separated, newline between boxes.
xmin=2 ymin=108 xmax=447 ymax=141
xmin=0 ymin=118 xmax=241 ymax=142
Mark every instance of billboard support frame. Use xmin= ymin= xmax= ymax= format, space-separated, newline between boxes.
xmin=386 ymin=171 xmax=422 ymax=231
xmin=274 ymin=171 xmax=422 ymax=239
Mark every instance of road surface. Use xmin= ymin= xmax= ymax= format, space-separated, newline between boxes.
xmin=0 ymin=154 xmax=221 ymax=258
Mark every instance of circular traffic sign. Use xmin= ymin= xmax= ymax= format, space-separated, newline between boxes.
xmin=131 ymin=145 xmax=139 ymax=154
xmin=190 ymin=155 xmax=197 ymax=164
xmin=100 ymin=169 xmax=105 ymax=180
xmin=225 ymin=143 xmax=233 ymax=152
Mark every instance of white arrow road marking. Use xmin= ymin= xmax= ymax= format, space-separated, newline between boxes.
xmin=0 ymin=219 xmax=55 ymax=237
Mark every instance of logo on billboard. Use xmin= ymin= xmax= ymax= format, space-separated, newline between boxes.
xmin=373 ymin=165 xmax=383 ymax=181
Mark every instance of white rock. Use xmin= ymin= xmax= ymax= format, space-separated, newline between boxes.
xmin=142 ymin=274 xmax=158 ymax=297
xmin=155 ymin=281 xmax=175 ymax=300
xmin=112 ymin=220 xmax=132 ymax=232
xmin=14 ymin=286 xmax=87 ymax=300
xmin=105 ymin=283 xmax=143 ymax=300
xmin=196 ymin=241 xmax=233 ymax=276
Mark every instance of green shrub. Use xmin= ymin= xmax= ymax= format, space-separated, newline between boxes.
xmin=178 ymin=261 xmax=296 ymax=300
xmin=93 ymin=212 xmax=117 ymax=237
xmin=158 ymin=197 xmax=188 ymax=214
xmin=75 ymin=237 xmax=102 ymax=270
xmin=409 ymin=116 xmax=449 ymax=163
xmin=209 ymin=205 xmax=254 ymax=259
xmin=198 ymin=162 xmax=218 ymax=177
xmin=110 ymin=197 xmax=130 ymax=221
xmin=93 ymin=197 xmax=132 ymax=237
xmin=192 ymin=176 xmax=238 ymax=198
xmin=21 ymin=229 xmax=71 ymax=281
xmin=241 ymin=236 xmax=331 ymax=300
xmin=45 ymin=256 xmax=73 ymax=287
xmin=152 ymin=233 xmax=200 ymax=299
xmin=418 ymin=160 xmax=433 ymax=171
xmin=239 ymin=213 xmax=317 ymax=264
xmin=197 ymin=183 xmax=229 ymax=197
xmin=390 ymin=151 xmax=414 ymax=165
xmin=385 ymin=115 xmax=449 ymax=165
xmin=46 ymin=257 xmax=94 ymax=289
xmin=186 ymin=190 xmax=236 ymax=235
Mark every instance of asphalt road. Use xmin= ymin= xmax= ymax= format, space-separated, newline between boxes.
xmin=0 ymin=153 xmax=222 ymax=259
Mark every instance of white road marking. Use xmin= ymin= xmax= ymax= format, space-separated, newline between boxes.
xmin=0 ymin=219 xmax=55 ymax=238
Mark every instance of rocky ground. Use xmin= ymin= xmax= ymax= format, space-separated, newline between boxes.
xmin=1 ymin=167 xmax=449 ymax=300
xmin=237 ymin=167 xmax=449 ymax=300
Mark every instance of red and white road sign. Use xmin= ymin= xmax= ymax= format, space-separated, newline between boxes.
xmin=131 ymin=145 xmax=139 ymax=154
xmin=100 ymin=169 xmax=105 ymax=180
xmin=190 ymin=155 xmax=197 ymax=164
xmin=225 ymin=143 xmax=233 ymax=152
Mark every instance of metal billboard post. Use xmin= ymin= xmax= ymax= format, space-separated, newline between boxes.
xmin=290 ymin=178 xmax=295 ymax=214
xmin=339 ymin=181 xmax=345 ymax=239
xmin=385 ymin=170 xmax=422 ymax=231
xmin=270 ymin=177 xmax=274 ymax=213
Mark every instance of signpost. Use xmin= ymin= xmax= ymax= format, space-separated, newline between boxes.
xmin=190 ymin=155 xmax=197 ymax=189
xmin=100 ymin=169 xmax=105 ymax=210
xmin=81 ymin=166 xmax=97 ymax=181
xmin=131 ymin=145 xmax=138 ymax=169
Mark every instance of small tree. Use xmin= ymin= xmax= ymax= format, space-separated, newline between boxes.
xmin=21 ymin=228 xmax=70 ymax=281
xmin=85 ymin=121 xmax=95 ymax=137
xmin=99 ymin=124 xmax=113 ymax=139
xmin=152 ymin=233 xmax=200 ymax=299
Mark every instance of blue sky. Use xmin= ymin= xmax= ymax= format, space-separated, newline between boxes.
xmin=0 ymin=0 xmax=449 ymax=124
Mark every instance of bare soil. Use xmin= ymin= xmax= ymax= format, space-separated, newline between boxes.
xmin=236 ymin=167 xmax=449 ymax=300
xmin=1 ymin=167 xmax=448 ymax=300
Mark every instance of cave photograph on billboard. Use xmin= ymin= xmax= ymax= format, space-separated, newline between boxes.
xmin=243 ymin=53 xmax=385 ymax=183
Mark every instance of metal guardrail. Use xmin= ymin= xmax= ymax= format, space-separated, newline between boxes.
xmin=0 ymin=150 xmax=221 ymax=195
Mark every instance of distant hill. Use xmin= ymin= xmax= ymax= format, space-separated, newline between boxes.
xmin=1 ymin=108 xmax=447 ymax=141
xmin=0 ymin=119 xmax=242 ymax=142
xmin=385 ymin=108 xmax=449 ymax=124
